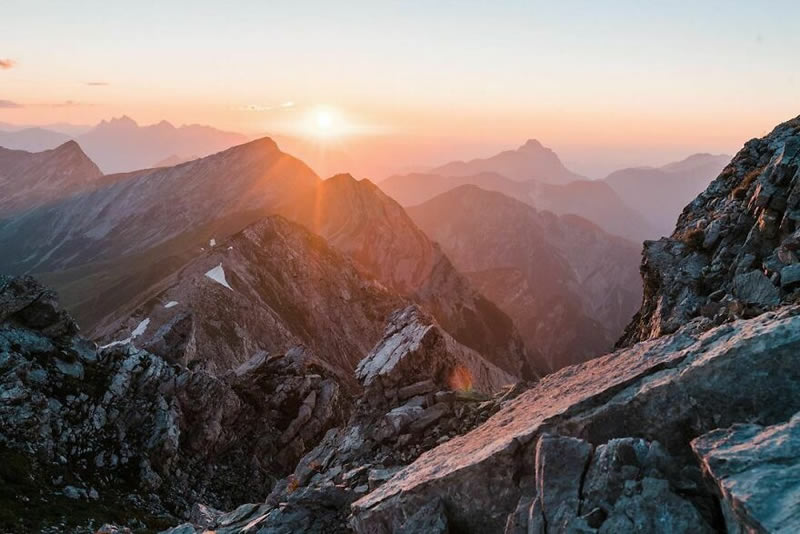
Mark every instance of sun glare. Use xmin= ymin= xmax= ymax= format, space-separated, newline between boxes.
xmin=308 ymin=108 xmax=341 ymax=138
xmin=316 ymin=110 xmax=333 ymax=130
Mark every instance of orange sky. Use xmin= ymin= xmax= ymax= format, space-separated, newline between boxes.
xmin=2 ymin=1 xmax=799 ymax=177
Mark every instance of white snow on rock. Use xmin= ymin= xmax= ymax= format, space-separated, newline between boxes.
xmin=100 ymin=318 xmax=151 ymax=349
xmin=164 ymin=301 xmax=179 ymax=309
xmin=227 ymin=246 xmax=233 ymax=250
xmin=205 ymin=263 xmax=233 ymax=290
xmin=209 ymin=238 xmax=216 ymax=247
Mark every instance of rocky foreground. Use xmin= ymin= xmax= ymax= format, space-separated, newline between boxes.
xmin=2 ymin=116 xmax=800 ymax=533
xmin=160 ymin=116 xmax=800 ymax=534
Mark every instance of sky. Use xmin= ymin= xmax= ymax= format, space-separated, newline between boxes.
xmin=2 ymin=0 xmax=800 ymax=177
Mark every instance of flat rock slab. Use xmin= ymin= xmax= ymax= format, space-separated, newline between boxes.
xmin=692 ymin=412 xmax=800 ymax=533
xmin=352 ymin=307 xmax=800 ymax=533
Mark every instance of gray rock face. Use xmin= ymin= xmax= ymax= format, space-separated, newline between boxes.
xmin=0 ymin=276 xmax=348 ymax=531
xmin=692 ymin=412 xmax=800 ymax=533
xmin=621 ymin=115 xmax=800 ymax=346
xmin=93 ymin=216 xmax=402 ymax=377
xmin=351 ymin=306 xmax=800 ymax=533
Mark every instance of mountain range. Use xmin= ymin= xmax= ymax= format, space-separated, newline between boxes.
xmin=0 ymin=136 xmax=541 ymax=380
xmin=407 ymin=185 xmax=641 ymax=371
xmin=1 ymin=115 xmax=799 ymax=533
xmin=380 ymin=143 xmax=729 ymax=243
xmin=0 ymin=116 xmax=248 ymax=173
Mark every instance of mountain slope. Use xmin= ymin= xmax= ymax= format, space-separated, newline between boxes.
xmin=431 ymin=139 xmax=584 ymax=185
xmin=380 ymin=171 xmax=656 ymax=243
xmin=0 ymin=137 xmax=320 ymax=328
xmin=93 ymin=216 xmax=404 ymax=378
xmin=407 ymin=185 xmax=641 ymax=370
xmin=0 ymin=137 xmax=319 ymax=276
xmin=281 ymin=174 xmax=542 ymax=378
xmin=0 ymin=141 xmax=102 ymax=216
xmin=76 ymin=115 xmax=249 ymax=173
xmin=604 ymin=153 xmax=730 ymax=237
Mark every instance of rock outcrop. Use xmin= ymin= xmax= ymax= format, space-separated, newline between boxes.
xmin=620 ymin=115 xmax=800 ymax=346
xmin=692 ymin=412 xmax=800 ymax=533
xmin=0 ymin=276 xmax=348 ymax=532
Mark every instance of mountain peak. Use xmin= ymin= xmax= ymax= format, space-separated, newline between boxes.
xmin=110 ymin=115 xmax=138 ymax=127
xmin=52 ymin=139 xmax=82 ymax=153
xmin=520 ymin=139 xmax=544 ymax=151
xmin=230 ymin=136 xmax=279 ymax=154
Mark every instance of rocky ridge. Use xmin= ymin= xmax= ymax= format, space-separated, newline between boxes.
xmin=281 ymin=173 xmax=543 ymax=378
xmin=92 ymin=216 xmax=403 ymax=377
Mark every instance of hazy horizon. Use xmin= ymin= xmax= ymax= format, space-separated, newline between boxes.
xmin=3 ymin=1 xmax=799 ymax=178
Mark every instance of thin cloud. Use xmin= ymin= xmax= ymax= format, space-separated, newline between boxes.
xmin=46 ymin=100 xmax=89 ymax=108
xmin=0 ymin=99 xmax=22 ymax=108
xmin=238 ymin=101 xmax=295 ymax=112
xmin=0 ymin=59 xmax=15 ymax=69
xmin=86 ymin=81 xmax=109 ymax=86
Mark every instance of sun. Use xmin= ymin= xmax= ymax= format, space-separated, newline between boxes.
xmin=316 ymin=110 xmax=334 ymax=131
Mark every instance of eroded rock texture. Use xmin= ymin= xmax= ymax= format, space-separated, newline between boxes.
xmin=0 ymin=275 xmax=347 ymax=532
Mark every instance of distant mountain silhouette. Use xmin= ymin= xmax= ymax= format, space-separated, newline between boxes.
xmin=0 ymin=127 xmax=72 ymax=152
xmin=604 ymin=153 xmax=731 ymax=237
xmin=0 ymin=117 xmax=250 ymax=174
xmin=380 ymin=170 xmax=656 ymax=243
xmin=76 ymin=116 xmax=249 ymax=173
xmin=431 ymin=139 xmax=584 ymax=184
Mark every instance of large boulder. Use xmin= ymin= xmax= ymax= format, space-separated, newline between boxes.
xmin=692 ymin=412 xmax=800 ymax=533
xmin=355 ymin=305 xmax=516 ymax=409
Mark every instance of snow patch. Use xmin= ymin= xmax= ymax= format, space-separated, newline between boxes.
xmin=209 ymin=238 xmax=216 ymax=247
xmin=164 ymin=301 xmax=179 ymax=309
xmin=100 ymin=318 xmax=151 ymax=349
xmin=205 ymin=263 xmax=233 ymax=290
